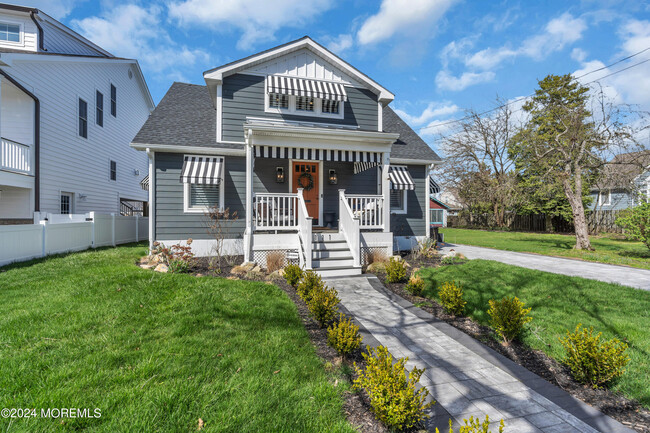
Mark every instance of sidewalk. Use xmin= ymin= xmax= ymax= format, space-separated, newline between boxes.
xmin=439 ymin=244 xmax=650 ymax=291
xmin=326 ymin=275 xmax=634 ymax=433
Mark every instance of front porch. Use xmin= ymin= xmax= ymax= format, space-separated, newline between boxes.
xmin=241 ymin=118 xmax=402 ymax=277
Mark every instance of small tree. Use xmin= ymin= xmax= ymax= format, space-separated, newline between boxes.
xmin=616 ymin=202 xmax=650 ymax=250
xmin=204 ymin=206 xmax=239 ymax=272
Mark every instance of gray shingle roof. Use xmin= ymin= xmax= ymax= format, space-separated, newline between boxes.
xmin=383 ymin=106 xmax=441 ymax=161
xmin=133 ymin=82 xmax=442 ymax=162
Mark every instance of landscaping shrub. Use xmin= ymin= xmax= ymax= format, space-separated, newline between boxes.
xmin=488 ymin=296 xmax=532 ymax=343
xmin=560 ymin=324 xmax=630 ymax=388
xmin=385 ymin=257 xmax=407 ymax=283
xmin=327 ymin=314 xmax=362 ymax=356
xmin=353 ymin=346 xmax=433 ymax=430
xmin=266 ymin=250 xmax=286 ymax=272
xmin=284 ymin=263 xmax=303 ymax=287
xmin=405 ymin=274 xmax=425 ymax=296
xmin=616 ymin=202 xmax=650 ymax=251
xmin=438 ymin=281 xmax=466 ymax=316
xmin=436 ymin=416 xmax=504 ymax=433
xmin=151 ymin=239 xmax=195 ymax=273
xmin=366 ymin=248 xmax=388 ymax=265
xmin=297 ymin=270 xmax=323 ymax=302
xmin=306 ymin=283 xmax=340 ymax=327
xmin=441 ymin=253 xmax=466 ymax=265
xmin=414 ymin=238 xmax=438 ymax=260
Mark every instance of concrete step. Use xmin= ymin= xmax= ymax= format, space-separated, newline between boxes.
xmin=312 ymin=248 xmax=351 ymax=259
xmin=312 ymin=257 xmax=354 ymax=269
xmin=314 ymin=266 xmax=362 ymax=278
xmin=312 ymin=232 xmax=345 ymax=242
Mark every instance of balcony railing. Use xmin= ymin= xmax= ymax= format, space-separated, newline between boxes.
xmin=346 ymin=194 xmax=385 ymax=230
xmin=1 ymin=137 xmax=32 ymax=175
xmin=253 ymin=193 xmax=299 ymax=231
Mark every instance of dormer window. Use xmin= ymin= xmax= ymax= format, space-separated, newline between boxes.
xmin=265 ymin=76 xmax=346 ymax=119
xmin=0 ymin=22 xmax=20 ymax=43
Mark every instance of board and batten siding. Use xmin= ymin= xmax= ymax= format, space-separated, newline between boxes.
xmin=5 ymin=60 xmax=150 ymax=214
xmin=221 ymin=73 xmax=378 ymax=142
xmin=390 ymin=164 xmax=427 ymax=237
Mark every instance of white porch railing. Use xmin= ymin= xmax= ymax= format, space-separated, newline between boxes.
xmin=346 ymin=194 xmax=385 ymax=230
xmin=297 ymin=189 xmax=312 ymax=269
xmin=339 ymin=190 xmax=361 ymax=267
xmin=1 ymin=137 xmax=32 ymax=175
xmin=253 ymin=193 xmax=299 ymax=230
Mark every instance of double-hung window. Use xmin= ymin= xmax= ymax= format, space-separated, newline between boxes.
xmin=390 ymin=190 xmax=407 ymax=213
xmin=110 ymin=84 xmax=117 ymax=117
xmin=295 ymin=95 xmax=314 ymax=112
xmin=78 ymin=98 xmax=88 ymax=138
xmin=0 ymin=23 xmax=20 ymax=43
xmin=269 ymin=93 xmax=289 ymax=110
xmin=182 ymin=155 xmax=225 ymax=213
xmin=321 ymin=99 xmax=340 ymax=115
xmin=96 ymin=91 xmax=104 ymax=127
xmin=110 ymin=160 xmax=117 ymax=181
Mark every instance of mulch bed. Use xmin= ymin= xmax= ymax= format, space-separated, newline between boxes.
xmin=177 ymin=259 xmax=388 ymax=433
xmin=376 ymin=260 xmax=650 ymax=433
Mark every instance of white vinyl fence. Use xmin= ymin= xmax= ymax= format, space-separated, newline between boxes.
xmin=0 ymin=212 xmax=148 ymax=267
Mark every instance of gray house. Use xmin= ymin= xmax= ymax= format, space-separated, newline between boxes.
xmin=132 ymin=37 xmax=441 ymax=277
xmin=589 ymin=151 xmax=650 ymax=211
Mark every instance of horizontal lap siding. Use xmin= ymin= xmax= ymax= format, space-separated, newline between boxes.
xmin=222 ymin=74 xmax=378 ymax=142
xmin=155 ymin=153 xmax=246 ymax=240
xmin=253 ymin=158 xmax=289 ymax=194
xmin=390 ymin=164 xmax=426 ymax=237
xmin=323 ymin=162 xmax=377 ymax=221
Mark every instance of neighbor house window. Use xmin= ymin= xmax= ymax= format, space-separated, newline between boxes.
xmin=96 ymin=91 xmax=104 ymax=127
xmin=110 ymin=84 xmax=117 ymax=117
xmin=78 ymin=98 xmax=88 ymax=138
xmin=296 ymin=95 xmax=314 ymax=112
xmin=60 ymin=193 xmax=72 ymax=214
xmin=110 ymin=160 xmax=116 ymax=181
xmin=0 ymin=23 xmax=20 ymax=43
xmin=390 ymin=189 xmax=407 ymax=213
xmin=431 ymin=209 xmax=444 ymax=224
xmin=269 ymin=93 xmax=289 ymax=110
xmin=598 ymin=189 xmax=611 ymax=206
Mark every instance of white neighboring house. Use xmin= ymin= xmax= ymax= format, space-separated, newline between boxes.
xmin=0 ymin=3 xmax=154 ymax=224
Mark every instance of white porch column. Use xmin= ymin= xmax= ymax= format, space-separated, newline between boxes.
xmin=382 ymin=152 xmax=390 ymax=233
xmin=244 ymin=136 xmax=254 ymax=263
xmin=425 ymin=165 xmax=432 ymax=237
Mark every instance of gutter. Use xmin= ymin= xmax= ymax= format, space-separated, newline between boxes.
xmin=29 ymin=10 xmax=46 ymax=51
xmin=0 ymin=68 xmax=40 ymax=211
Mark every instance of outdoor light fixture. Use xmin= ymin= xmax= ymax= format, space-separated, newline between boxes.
xmin=276 ymin=167 xmax=285 ymax=183
xmin=329 ymin=169 xmax=338 ymax=185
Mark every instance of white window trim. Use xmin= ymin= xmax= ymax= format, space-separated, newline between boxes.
xmin=0 ymin=19 xmax=24 ymax=47
xmin=109 ymin=159 xmax=117 ymax=182
xmin=389 ymin=165 xmax=408 ymax=214
xmin=264 ymin=79 xmax=345 ymax=120
xmin=598 ymin=189 xmax=611 ymax=206
xmin=182 ymin=155 xmax=226 ymax=214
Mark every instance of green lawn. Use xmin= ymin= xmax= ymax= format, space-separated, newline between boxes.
xmin=0 ymin=244 xmax=356 ymax=433
xmin=420 ymin=260 xmax=650 ymax=408
xmin=441 ymin=228 xmax=650 ymax=269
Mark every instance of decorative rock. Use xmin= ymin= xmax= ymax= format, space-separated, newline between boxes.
xmin=154 ymin=264 xmax=168 ymax=273
xmin=267 ymin=270 xmax=284 ymax=281
xmin=139 ymin=263 xmax=155 ymax=270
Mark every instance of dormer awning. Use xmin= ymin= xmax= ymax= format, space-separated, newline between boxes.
xmin=266 ymin=76 xmax=347 ymax=102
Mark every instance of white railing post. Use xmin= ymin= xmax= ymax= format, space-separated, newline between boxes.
xmin=244 ymin=143 xmax=253 ymax=263
xmin=296 ymin=188 xmax=312 ymax=269
xmin=339 ymin=190 xmax=361 ymax=267
xmin=382 ymin=154 xmax=391 ymax=233
xmin=345 ymin=194 xmax=385 ymax=230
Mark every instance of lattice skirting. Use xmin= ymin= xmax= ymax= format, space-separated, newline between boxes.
xmin=252 ymin=249 xmax=300 ymax=268
xmin=361 ymin=246 xmax=391 ymax=266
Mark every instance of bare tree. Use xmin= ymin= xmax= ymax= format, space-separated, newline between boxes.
xmin=204 ymin=206 xmax=239 ymax=272
xmin=439 ymin=98 xmax=521 ymax=227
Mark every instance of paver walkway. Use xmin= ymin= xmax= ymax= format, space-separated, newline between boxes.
xmin=326 ymin=275 xmax=634 ymax=433
xmin=439 ymin=244 xmax=650 ymax=291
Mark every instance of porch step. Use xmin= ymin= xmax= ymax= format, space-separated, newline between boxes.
xmin=312 ymin=256 xmax=354 ymax=268
xmin=312 ymin=232 xmax=345 ymax=242
xmin=312 ymin=248 xmax=351 ymax=259
xmin=312 ymin=240 xmax=347 ymax=251
xmin=314 ymin=266 xmax=362 ymax=278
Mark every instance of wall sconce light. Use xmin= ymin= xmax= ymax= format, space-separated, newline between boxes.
xmin=276 ymin=167 xmax=285 ymax=183
xmin=328 ymin=169 xmax=338 ymax=185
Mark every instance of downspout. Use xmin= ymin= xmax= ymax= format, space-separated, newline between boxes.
xmin=29 ymin=10 xmax=47 ymax=52
xmin=0 ymin=69 xmax=40 ymax=211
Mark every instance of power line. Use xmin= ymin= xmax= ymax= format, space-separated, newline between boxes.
xmin=420 ymin=46 xmax=650 ymax=133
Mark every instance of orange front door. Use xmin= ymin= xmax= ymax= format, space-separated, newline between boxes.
xmin=292 ymin=161 xmax=319 ymax=221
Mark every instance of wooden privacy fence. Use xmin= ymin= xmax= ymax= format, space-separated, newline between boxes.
xmin=448 ymin=210 xmax=624 ymax=234
xmin=0 ymin=212 xmax=148 ymax=268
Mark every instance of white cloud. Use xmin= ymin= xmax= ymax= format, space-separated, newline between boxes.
xmin=30 ymin=0 xmax=80 ymax=19
xmin=418 ymin=119 xmax=458 ymax=138
xmin=435 ymin=70 xmax=495 ymax=91
xmin=571 ymin=47 xmax=588 ymax=62
xmin=73 ymin=5 xmax=210 ymax=79
xmin=326 ymin=34 xmax=353 ymax=54
xmin=357 ymin=0 xmax=457 ymax=45
xmin=168 ymin=0 xmax=334 ymax=50
xmin=393 ymin=102 xmax=460 ymax=126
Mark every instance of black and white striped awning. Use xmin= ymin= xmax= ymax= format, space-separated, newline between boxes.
xmin=254 ymin=146 xmax=381 ymax=163
xmin=353 ymin=161 xmax=381 ymax=174
xmin=266 ymin=76 xmax=347 ymax=102
xmin=140 ymin=174 xmax=149 ymax=191
xmin=429 ymin=176 xmax=441 ymax=194
xmin=389 ymin=166 xmax=415 ymax=190
xmin=180 ymin=156 xmax=224 ymax=184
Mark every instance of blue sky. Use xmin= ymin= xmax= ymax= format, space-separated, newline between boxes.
xmin=26 ymin=0 xmax=650 ymax=153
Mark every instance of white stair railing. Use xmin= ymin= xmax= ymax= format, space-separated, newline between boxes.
xmin=253 ymin=193 xmax=299 ymax=231
xmin=346 ymin=194 xmax=385 ymax=230
xmin=338 ymin=190 xmax=361 ymax=267
xmin=296 ymin=189 xmax=312 ymax=269
xmin=1 ymin=137 xmax=31 ymax=175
